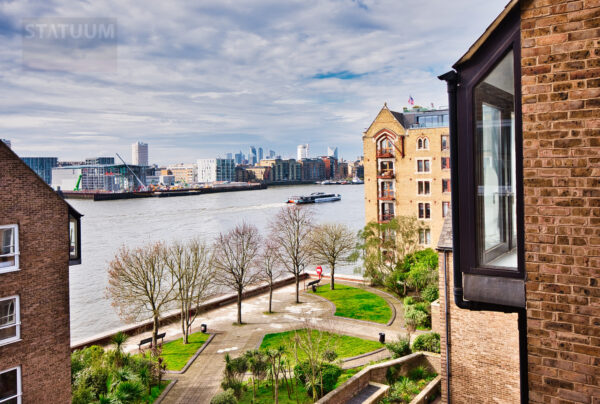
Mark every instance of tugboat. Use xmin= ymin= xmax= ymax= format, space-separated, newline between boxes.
xmin=287 ymin=192 xmax=341 ymax=204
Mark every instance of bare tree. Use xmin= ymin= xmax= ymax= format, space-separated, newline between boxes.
xmin=212 ymin=223 xmax=261 ymax=324
xmin=107 ymin=242 xmax=175 ymax=347
xmin=165 ymin=239 xmax=213 ymax=344
xmin=309 ymin=223 xmax=356 ymax=290
xmin=259 ymin=239 xmax=282 ymax=313
xmin=270 ymin=205 xmax=314 ymax=303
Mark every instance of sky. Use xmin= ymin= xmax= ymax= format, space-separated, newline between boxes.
xmin=0 ymin=0 xmax=508 ymax=165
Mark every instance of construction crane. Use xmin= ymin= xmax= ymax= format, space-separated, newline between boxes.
xmin=115 ymin=153 xmax=147 ymax=191
xmin=73 ymin=174 xmax=82 ymax=191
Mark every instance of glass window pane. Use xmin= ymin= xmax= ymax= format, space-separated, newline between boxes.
xmin=0 ymin=369 xmax=18 ymax=400
xmin=69 ymin=216 xmax=79 ymax=260
xmin=1 ymin=229 xmax=13 ymax=255
xmin=474 ymin=50 xmax=518 ymax=269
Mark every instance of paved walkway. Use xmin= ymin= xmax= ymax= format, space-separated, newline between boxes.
xmin=116 ymin=279 xmax=411 ymax=404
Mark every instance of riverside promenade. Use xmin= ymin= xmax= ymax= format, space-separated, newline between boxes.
xmin=116 ymin=279 xmax=409 ymax=404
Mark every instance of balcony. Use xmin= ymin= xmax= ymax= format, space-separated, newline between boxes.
xmin=378 ymin=191 xmax=395 ymax=201
xmin=377 ymin=170 xmax=395 ymax=179
xmin=376 ymin=150 xmax=394 ymax=159
xmin=379 ymin=213 xmax=394 ymax=223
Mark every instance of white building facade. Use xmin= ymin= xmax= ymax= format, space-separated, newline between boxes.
xmin=297 ymin=144 xmax=309 ymax=161
xmin=131 ymin=142 xmax=148 ymax=166
xmin=196 ymin=158 xmax=235 ymax=183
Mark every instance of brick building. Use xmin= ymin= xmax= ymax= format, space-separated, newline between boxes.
xmin=0 ymin=142 xmax=81 ymax=403
xmin=363 ymin=105 xmax=451 ymax=247
xmin=438 ymin=0 xmax=600 ymax=402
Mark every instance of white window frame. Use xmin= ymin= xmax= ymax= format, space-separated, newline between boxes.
xmin=0 ymin=296 xmax=20 ymax=347
xmin=419 ymin=228 xmax=431 ymax=245
xmin=0 ymin=225 xmax=19 ymax=274
xmin=443 ymin=201 xmax=450 ymax=218
xmin=416 ymin=158 xmax=431 ymax=174
xmin=417 ymin=180 xmax=431 ymax=196
xmin=0 ymin=366 xmax=22 ymax=404
xmin=418 ymin=202 xmax=432 ymax=220
xmin=441 ymin=134 xmax=449 ymax=151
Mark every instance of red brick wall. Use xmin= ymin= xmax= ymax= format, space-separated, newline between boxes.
xmin=438 ymin=251 xmax=521 ymax=404
xmin=0 ymin=144 xmax=72 ymax=403
xmin=521 ymin=0 xmax=600 ymax=402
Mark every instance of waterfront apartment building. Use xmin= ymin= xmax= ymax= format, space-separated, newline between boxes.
xmin=196 ymin=158 xmax=235 ymax=183
xmin=20 ymin=157 xmax=58 ymax=185
xmin=131 ymin=141 xmax=148 ymax=166
xmin=300 ymin=158 xmax=326 ymax=182
xmin=297 ymin=144 xmax=309 ymax=160
xmin=363 ymin=105 xmax=450 ymax=247
xmin=166 ymin=163 xmax=197 ymax=184
xmin=0 ymin=142 xmax=82 ymax=403
xmin=259 ymin=158 xmax=302 ymax=182
xmin=436 ymin=1 xmax=600 ymax=402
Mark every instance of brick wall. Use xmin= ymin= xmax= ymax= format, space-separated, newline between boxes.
xmin=521 ymin=0 xmax=600 ymax=402
xmin=0 ymin=144 xmax=72 ymax=403
xmin=438 ymin=251 xmax=521 ymax=403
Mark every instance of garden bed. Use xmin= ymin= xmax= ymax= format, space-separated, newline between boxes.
xmin=161 ymin=331 xmax=213 ymax=372
xmin=259 ymin=329 xmax=384 ymax=365
xmin=309 ymin=284 xmax=393 ymax=324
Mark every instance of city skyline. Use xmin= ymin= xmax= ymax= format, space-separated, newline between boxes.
xmin=0 ymin=0 xmax=509 ymax=164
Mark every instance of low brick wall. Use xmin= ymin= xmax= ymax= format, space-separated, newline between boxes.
xmin=71 ymin=273 xmax=308 ymax=351
xmin=316 ymin=352 xmax=441 ymax=404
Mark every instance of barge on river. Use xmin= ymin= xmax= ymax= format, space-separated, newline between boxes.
xmin=287 ymin=192 xmax=341 ymax=204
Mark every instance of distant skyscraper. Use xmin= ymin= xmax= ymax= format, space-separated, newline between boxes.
xmin=258 ymin=147 xmax=264 ymax=162
xmin=132 ymin=142 xmax=148 ymax=166
xmin=234 ymin=151 xmax=243 ymax=165
xmin=1 ymin=139 xmax=11 ymax=149
xmin=327 ymin=146 xmax=338 ymax=160
xmin=269 ymin=150 xmax=275 ymax=158
xmin=249 ymin=146 xmax=257 ymax=165
xmin=226 ymin=153 xmax=233 ymax=160
xmin=297 ymin=144 xmax=309 ymax=160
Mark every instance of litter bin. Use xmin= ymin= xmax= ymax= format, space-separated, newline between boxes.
xmin=201 ymin=324 xmax=207 ymax=333
xmin=379 ymin=332 xmax=385 ymax=344
xmin=312 ymin=284 xmax=317 ymax=292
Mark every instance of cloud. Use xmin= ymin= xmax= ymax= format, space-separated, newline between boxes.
xmin=0 ymin=0 xmax=509 ymax=164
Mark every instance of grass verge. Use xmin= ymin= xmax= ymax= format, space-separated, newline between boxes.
xmin=161 ymin=332 xmax=210 ymax=371
xmin=310 ymin=283 xmax=392 ymax=324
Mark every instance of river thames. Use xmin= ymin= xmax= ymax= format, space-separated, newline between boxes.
xmin=68 ymin=184 xmax=364 ymax=343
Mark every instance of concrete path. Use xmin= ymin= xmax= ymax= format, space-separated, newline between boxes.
xmin=118 ymin=279 xmax=410 ymax=404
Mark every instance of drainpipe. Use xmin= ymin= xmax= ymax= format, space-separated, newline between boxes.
xmin=443 ymin=250 xmax=451 ymax=403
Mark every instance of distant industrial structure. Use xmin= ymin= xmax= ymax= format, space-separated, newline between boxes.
xmin=85 ymin=157 xmax=115 ymax=165
xmin=20 ymin=157 xmax=58 ymax=185
xmin=52 ymin=164 xmax=147 ymax=192
xmin=131 ymin=142 xmax=148 ymax=166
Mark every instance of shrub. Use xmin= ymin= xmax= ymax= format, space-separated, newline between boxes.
xmin=322 ymin=349 xmax=338 ymax=362
xmin=404 ymin=305 xmax=429 ymax=330
xmin=294 ymin=361 xmax=342 ymax=398
xmin=71 ymin=385 xmax=95 ymax=404
xmin=73 ymin=365 xmax=110 ymax=397
xmin=386 ymin=335 xmax=411 ymax=358
xmin=422 ymin=284 xmax=439 ymax=303
xmin=403 ymin=296 xmax=416 ymax=306
xmin=408 ymin=365 xmax=435 ymax=381
xmin=210 ymin=389 xmax=238 ymax=404
xmin=411 ymin=333 xmax=440 ymax=353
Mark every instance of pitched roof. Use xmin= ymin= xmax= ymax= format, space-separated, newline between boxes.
xmin=437 ymin=210 xmax=453 ymax=251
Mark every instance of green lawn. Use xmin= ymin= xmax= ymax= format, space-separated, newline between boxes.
xmin=310 ymin=283 xmax=392 ymax=324
xmin=238 ymin=380 xmax=312 ymax=404
xmin=260 ymin=329 xmax=383 ymax=365
xmin=160 ymin=332 xmax=210 ymax=371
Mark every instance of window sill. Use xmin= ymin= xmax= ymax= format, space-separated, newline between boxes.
xmin=0 ymin=337 xmax=22 ymax=348
xmin=0 ymin=266 xmax=20 ymax=275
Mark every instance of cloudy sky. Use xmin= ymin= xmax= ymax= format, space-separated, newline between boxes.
xmin=1 ymin=0 xmax=508 ymax=165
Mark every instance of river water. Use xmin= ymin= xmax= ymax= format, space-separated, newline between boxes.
xmin=68 ymin=184 xmax=364 ymax=342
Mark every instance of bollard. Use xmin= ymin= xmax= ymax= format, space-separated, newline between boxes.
xmin=312 ymin=284 xmax=317 ymax=293
xmin=201 ymin=324 xmax=207 ymax=333
xmin=379 ymin=332 xmax=385 ymax=344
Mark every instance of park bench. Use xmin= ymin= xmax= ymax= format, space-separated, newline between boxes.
xmin=307 ymin=278 xmax=320 ymax=292
xmin=138 ymin=332 xmax=166 ymax=350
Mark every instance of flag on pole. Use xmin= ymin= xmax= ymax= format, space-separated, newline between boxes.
xmin=408 ymin=95 xmax=414 ymax=106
